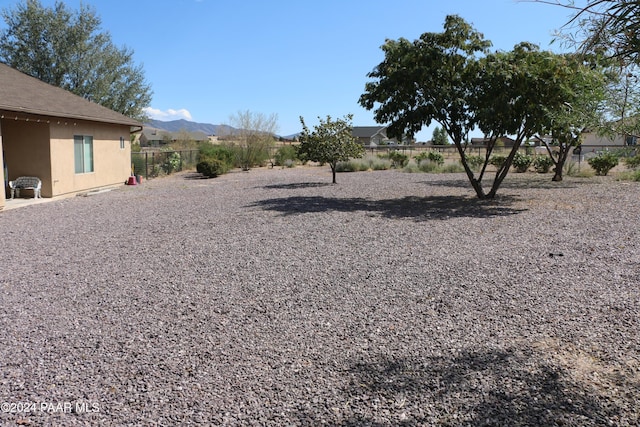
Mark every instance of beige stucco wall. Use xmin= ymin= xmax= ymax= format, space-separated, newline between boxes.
xmin=1 ymin=116 xmax=132 ymax=200
xmin=50 ymin=120 xmax=132 ymax=197
xmin=1 ymin=119 xmax=53 ymax=196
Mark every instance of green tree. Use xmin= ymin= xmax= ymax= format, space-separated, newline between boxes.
xmin=432 ymin=126 xmax=449 ymax=145
xmin=0 ymin=0 xmax=152 ymax=120
xmin=360 ymin=15 xmax=492 ymax=197
xmin=360 ymin=16 xmax=603 ymax=198
xmin=221 ymin=110 xmax=278 ymax=171
xmin=297 ymin=114 xmax=365 ymax=184
xmin=535 ymin=55 xmax=608 ymax=181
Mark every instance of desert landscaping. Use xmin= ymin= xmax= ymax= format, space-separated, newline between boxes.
xmin=0 ymin=166 xmax=639 ymax=426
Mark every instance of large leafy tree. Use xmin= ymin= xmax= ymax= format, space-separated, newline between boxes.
xmin=0 ymin=0 xmax=152 ymax=120
xmin=297 ymin=114 xmax=365 ymax=184
xmin=359 ymin=15 xmax=493 ymax=197
xmin=360 ymin=16 xmax=608 ymax=198
xmin=534 ymin=54 xmax=608 ymax=181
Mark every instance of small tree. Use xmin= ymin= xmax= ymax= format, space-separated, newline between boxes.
xmin=297 ymin=114 xmax=365 ymax=184
xmin=432 ymin=126 xmax=449 ymax=145
xmin=222 ymin=110 xmax=278 ymax=170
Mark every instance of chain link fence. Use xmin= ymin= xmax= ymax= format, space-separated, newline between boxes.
xmin=131 ymin=150 xmax=199 ymax=180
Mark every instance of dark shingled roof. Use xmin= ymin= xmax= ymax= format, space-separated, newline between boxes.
xmin=0 ymin=62 xmax=142 ymax=127
xmin=352 ymin=126 xmax=386 ymax=138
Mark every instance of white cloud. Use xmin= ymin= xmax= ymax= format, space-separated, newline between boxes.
xmin=143 ymin=107 xmax=193 ymax=121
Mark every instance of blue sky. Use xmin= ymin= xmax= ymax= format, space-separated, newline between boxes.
xmin=2 ymin=0 xmax=584 ymax=140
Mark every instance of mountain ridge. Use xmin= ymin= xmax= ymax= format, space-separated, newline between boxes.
xmin=145 ymin=118 xmax=299 ymax=139
xmin=145 ymin=119 xmax=234 ymax=136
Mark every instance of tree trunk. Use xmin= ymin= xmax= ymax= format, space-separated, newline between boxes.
xmin=486 ymin=142 xmax=522 ymax=198
xmin=331 ymin=163 xmax=337 ymax=184
xmin=552 ymin=146 xmax=570 ymax=182
xmin=454 ymin=142 xmax=486 ymax=198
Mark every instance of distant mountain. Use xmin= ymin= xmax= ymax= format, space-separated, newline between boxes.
xmin=145 ymin=119 xmax=235 ymax=136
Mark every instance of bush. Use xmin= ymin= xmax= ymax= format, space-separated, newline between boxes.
xmin=533 ymin=155 xmax=554 ymax=173
xmin=335 ymin=160 xmax=357 ymax=172
xmin=418 ymin=159 xmax=440 ymax=172
xmin=162 ymin=151 xmax=181 ymax=174
xmin=413 ymin=152 xmax=429 ymax=164
xmin=618 ymin=169 xmax=640 ymax=181
xmin=427 ymin=151 xmax=445 ymax=165
xmin=274 ymin=145 xmax=298 ymax=166
xmin=588 ymin=151 xmax=619 ymax=176
xmin=388 ymin=150 xmax=409 ymax=168
xmin=199 ymin=144 xmax=235 ymax=166
xmin=414 ymin=151 xmax=445 ymax=166
xmin=489 ymin=155 xmax=507 ymax=168
xmin=623 ymin=154 xmax=640 ymax=169
xmin=441 ymin=163 xmax=465 ymax=173
xmin=196 ymin=159 xmax=228 ymax=178
xmin=512 ymin=152 xmax=532 ymax=173
xmin=463 ymin=154 xmax=484 ymax=171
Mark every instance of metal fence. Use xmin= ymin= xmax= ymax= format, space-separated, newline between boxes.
xmin=131 ymin=149 xmax=199 ymax=180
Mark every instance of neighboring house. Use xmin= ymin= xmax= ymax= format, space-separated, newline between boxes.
xmin=140 ymin=128 xmax=210 ymax=147
xmin=580 ymin=130 xmax=633 ymax=156
xmin=140 ymin=128 xmax=172 ymax=146
xmin=352 ymin=126 xmax=410 ymax=146
xmin=0 ymin=63 xmax=142 ymax=210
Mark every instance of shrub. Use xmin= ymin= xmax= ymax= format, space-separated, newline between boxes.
xmin=588 ymin=151 xmax=619 ymax=176
xmin=418 ymin=159 xmax=440 ymax=172
xmin=533 ymin=155 xmax=554 ymax=173
xmin=464 ymin=154 xmax=484 ymax=171
xmin=618 ymin=169 xmax=640 ymax=181
xmin=623 ymin=154 xmax=640 ymax=169
xmin=413 ymin=152 xmax=429 ymax=164
xmin=441 ymin=163 xmax=465 ymax=173
xmin=489 ymin=155 xmax=507 ymax=168
xmin=335 ymin=160 xmax=357 ymax=172
xmin=196 ymin=159 xmax=228 ymax=178
xmin=512 ymin=152 xmax=532 ymax=173
xmin=402 ymin=163 xmax=421 ymax=173
xmin=388 ymin=150 xmax=409 ymax=168
xmin=427 ymin=151 xmax=445 ymax=165
xmin=162 ymin=151 xmax=181 ymax=174
xmin=199 ymin=144 xmax=235 ymax=167
xmin=274 ymin=145 xmax=298 ymax=166
xmin=370 ymin=158 xmax=391 ymax=170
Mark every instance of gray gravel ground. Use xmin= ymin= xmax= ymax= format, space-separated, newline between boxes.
xmin=0 ymin=167 xmax=639 ymax=426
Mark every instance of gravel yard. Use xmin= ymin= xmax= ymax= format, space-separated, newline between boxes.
xmin=1 ymin=167 xmax=639 ymax=426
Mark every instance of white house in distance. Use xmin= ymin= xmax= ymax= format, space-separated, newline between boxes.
xmin=352 ymin=126 xmax=412 ymax=146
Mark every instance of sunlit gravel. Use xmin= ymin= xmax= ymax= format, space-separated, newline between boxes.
xmin=1 ymin=167 xmax=639 ymax=426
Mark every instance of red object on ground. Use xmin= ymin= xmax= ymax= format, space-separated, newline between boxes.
xmin=127 ymin=176 xmax=137 ymax=185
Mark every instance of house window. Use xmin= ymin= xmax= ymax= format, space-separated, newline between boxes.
xmin=120 ymin=136 xmax=125 ymax=149
xmin=74 ymin=135 xmax=94 ymax=173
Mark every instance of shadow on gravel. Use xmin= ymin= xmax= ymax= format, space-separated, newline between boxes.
xmin=328 ymin=348 xmax=622 ymax=426
xmin=250 ymin=195 xmax=525 ymax=220
xmin=424 ymin=177 xmax=582 ymax=191
xmin=183 ymin=172 xmax=211 ymax=180
xmin=261 ymin=182 xmax=333 ymax=190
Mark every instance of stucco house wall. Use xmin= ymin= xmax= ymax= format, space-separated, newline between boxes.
xmin=0 ymin=63 xmax=141 ymax=210
xmin=49 ymin=120 xmax=132 ymax=197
